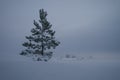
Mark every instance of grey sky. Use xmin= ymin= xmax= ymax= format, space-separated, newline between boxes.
xmin=0 ymin=0 xmax=120 ymax=55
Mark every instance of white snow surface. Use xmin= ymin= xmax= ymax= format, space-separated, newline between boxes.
xmin=0 ymin=53 xmax=120 ymax=80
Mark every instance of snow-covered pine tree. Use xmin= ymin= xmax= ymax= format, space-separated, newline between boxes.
xmin=20 ymin=9 xmax=60 ymax=61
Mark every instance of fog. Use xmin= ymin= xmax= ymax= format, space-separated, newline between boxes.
xmin=0 ymin=0 xmax=120 ymax=55
xmin=0 ymin=0 xmax=120 ymax=56
xmin=0 ymin=0 xmax=120 ymax=80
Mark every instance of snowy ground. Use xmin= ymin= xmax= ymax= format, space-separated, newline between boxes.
xmin=0 ymin=53 xmax=120 ymax=80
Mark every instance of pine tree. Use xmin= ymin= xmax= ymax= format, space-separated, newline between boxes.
xmin=20 ymin=9 xmax=60 ymax=61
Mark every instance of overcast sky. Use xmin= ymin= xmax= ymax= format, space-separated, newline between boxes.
xmin=0 ymin=0 xmax=120 ymax=55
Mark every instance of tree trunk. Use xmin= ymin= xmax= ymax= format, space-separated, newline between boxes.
xmin=41 ymin=31 xmax=44 ymax=55
xmin=41 ymin=44 xmax=44 ymax=55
